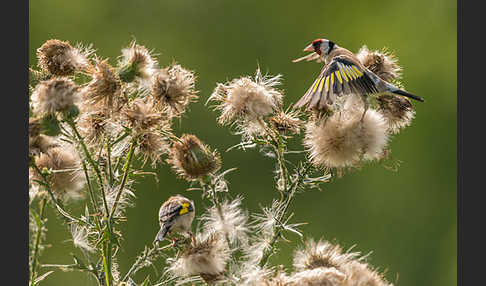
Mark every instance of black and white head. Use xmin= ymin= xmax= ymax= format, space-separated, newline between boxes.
xmin=303 ymin=38 xmax=336 ymax=56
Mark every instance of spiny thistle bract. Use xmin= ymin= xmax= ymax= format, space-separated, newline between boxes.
xmin=167 ymin=134 xmax=221 ymax=181
xmin=28 ymin=38 xmax=420 ymax=286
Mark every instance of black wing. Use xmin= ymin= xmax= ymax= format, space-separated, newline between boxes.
xmin=294 ymin=56 xmax=379 ymax=110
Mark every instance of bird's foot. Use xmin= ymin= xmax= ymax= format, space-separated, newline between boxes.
xmin=171 ymin=237 xmax=180 ymax=247
xmin=189 ymin=231 xmax=195 ymax=244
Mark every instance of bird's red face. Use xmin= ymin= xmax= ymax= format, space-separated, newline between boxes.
xmin=304 ymin=39 xmax=324 ymax=55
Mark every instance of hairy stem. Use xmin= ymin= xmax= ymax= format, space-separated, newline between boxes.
xmin=109 ymin=139 xmax=136 ymax=218
xmin=66 ymin=119 xmax=110 ymax=217
xmin=30 ymin=198 xmax=46 ymax=286
xmin=258 ymin=161 xmax=313 ymax=267
xmin=122 ymin=245 xmax=171 ymax=282
xmin=82 ymin=161 xmax=101 ymax=228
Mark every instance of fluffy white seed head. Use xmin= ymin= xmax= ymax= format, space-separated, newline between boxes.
xmin=293 ymin=239 xmax=358 ymax=271
xmin=36 ymin=39 xmax=92 ymax=76
xmin=31 ymin=78 xmax=80 ymax=115
xmin=293 ymin=239 xmax=394 ymax=286
xmin=70 ymin=224 xmax=95 ymax=253
xmin=304 ymin=96 xmax=388 ymax=168
xmin=151 ymin=64 xmax=198 ymax=117
xmin=286 ymin=267 xmax=346 ymax=286
xmin=377 ymin=94 xmax=415 ymax=134
xmin=32 ymin=145 xmax=85 ymax=201
xmin=169 ymin=232 xmax=230 ymax=280
xmin=201 ymin=196 xmax=249 ymax=246
xmin=356 ymin=45 xmax=402 ymax=82
xmin=208 ymin=68 xmax=283 ymax=125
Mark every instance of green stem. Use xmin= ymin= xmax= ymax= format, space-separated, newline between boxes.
xmin=66 ymin=119 xmax=110 ymax=217
xmin=81 ymin=161 xmax=101 ymax=230
xmin=106 ymin=139 xmax=114 ymax=186
xmin=30 ymin=198 xmax=46 ymax=286
xmin=109 ymin=139 xmax=136 ymax=219
xmin=102 ymin=240 xmax=112 ymax=286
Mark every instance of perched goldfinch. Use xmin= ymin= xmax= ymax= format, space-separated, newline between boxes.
xmin=293 ymin=38 xmax=424 ymax=113
xmin=153 ymin=195 xmax=195 ymax=244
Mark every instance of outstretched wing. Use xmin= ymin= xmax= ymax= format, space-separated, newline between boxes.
xmin=294 ymin=56 xmax=379 ymax=110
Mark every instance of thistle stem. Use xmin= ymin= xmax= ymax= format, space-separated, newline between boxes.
xmin=30 ymin=198 xmax=46 ymax=286
xmin=66 ymin=119 xmax=110 ymax=217
xmin=258 ymin=161 xmax=313 ymax=267
xmin=109 ymin=139 xmax=136 ymax=219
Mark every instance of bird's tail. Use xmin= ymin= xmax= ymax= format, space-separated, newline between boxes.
xmin=390 ymin=88 xmax=424 ymax=102
xmin=153 ymin=224 xmax=170 ymax=244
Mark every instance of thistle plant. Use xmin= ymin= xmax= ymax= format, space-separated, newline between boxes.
xmin=29 ymin=38 xmax=418 ymax=286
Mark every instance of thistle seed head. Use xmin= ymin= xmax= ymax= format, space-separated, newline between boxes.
xmin=167 ymin=134 xmax=221 ymax=181
xmin=32 ymin=146 xmax=85 ymax=201
xmin=136 ymin=131 xmax=169 ymax=167
xmin=118 ymin=41 xmax=158 ymax=86
xmin=169 ymin=232 xmax=230 ymax=280
xmin=36 ymin=39 xmax=91 ymax=76
xmin=31 ymin=78 xmax=80 ymax=115
xmin=122 ymin=98 xmax=163 ymax=131
xmin=151 ymin=64 xmax=198 ymax=117
xmin=356 ymin=45 xmax=402 ymax=82
xmin=83 ymin=59 xmax=122 ymax=110
xmin=208 ymin=68 xmax=283 ymax=125
xmin=304 ymin=99 xmax=388 ymax=168
xmin=377 ymin=94 xmax=415 ymax=134
xmin=269 ymin=110 xmax=303 ymax=135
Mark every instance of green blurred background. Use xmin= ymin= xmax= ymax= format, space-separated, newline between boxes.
xmin=29 ymin=0 xmax=456 ymax=285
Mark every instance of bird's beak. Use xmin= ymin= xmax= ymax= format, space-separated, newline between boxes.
xmin=303 ymin=44 xmax=314 ymax=52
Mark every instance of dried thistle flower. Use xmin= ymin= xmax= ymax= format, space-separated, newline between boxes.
xmin=293 ymin=239 xmax=357 ymax=271
xmin=169 ymin=232 xmax=230 ymax=281
xmin=201 ymin=196 xmax=249 ymax=245
xmin=83 ymin=59 xmax=122 ymax=110
xmin=36 ymin=39 xmax=91 ymax=76
xmin=341 ymin=260 xmax=393 ymax=286
xmin=293 ymin=239 xmax=394 ymax=286
xmin=304 ymin=98 xmax=389 ymax=168
xmin=377 ymin=94 xmax=415 ymax=134
xmin=122 ymin=98 xmax=163 ymax=131
xmin=31 ymin=78 xmax=79 ymax=115
xmin=208 ymin=68 xmax=283 ymax=125
xmin=286 ymin=267 xmax=345 ymax=286
xmin=32 ymin=146 xmax=85 ymax=201
xmin=167 ymin=134 xmax=221 ymax=181
xmin=118 ymin=41 xmax=158 ymax=86
xmin=136 ymin=131 xmax=169 ymax=167
xmin=356 ymin=46 xmax=401 ymax=82
xmin=29 ymin=134 xmax=60 ymax=156
xmin=77 ymin=108 xmax=112 ymax=145
xmin=151 ymin=64 xmax=198 ymax=117
xmin=269 ymin=110 xmax=303 ymax=134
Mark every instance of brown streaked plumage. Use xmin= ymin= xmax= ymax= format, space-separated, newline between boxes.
xmin=293 ymin=38 xmax=424 ymax=112
xmin=154 ymin=195 xmax=195 ymax=244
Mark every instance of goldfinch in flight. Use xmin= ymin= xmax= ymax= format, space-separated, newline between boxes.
xmin=153 ymin=195 xmax=195 ymax=244
xmin=293 ymin=38 xmax=424 ymax=113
